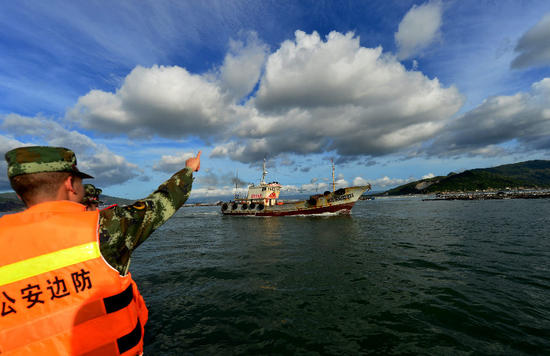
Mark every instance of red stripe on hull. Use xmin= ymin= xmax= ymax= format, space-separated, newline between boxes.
xmin=222 ymin=202 xmax=357 ymax=216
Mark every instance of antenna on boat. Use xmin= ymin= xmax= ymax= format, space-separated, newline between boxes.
xmin=331 ymin=159 xmax=335 ymax=192
xmin=261 ymin=157 xmax=267 ymax=184
xmin=234 ymin=170 xmax=239 ymax=200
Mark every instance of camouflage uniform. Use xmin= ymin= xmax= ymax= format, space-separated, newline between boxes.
xmin=98 ymin=168 xmax=193 ymax=275
xmin=4 ymin=146 xmax=194 ymax=275
xmin=82 ymin=183 xmax=103 ymax=207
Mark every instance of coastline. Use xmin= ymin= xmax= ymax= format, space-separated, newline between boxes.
xmin=423 ymin=190 xmax=550 ymax=201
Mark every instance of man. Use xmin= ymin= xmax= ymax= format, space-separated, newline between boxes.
xmin=82 ymin=183 xmax=103 ymax=211
xmin=0 ymin=146 xmax=200 ymax=355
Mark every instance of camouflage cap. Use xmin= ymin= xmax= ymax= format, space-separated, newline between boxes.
xmin=83 ymin=183 xmax=103 ymax=204
xmin=5 ymin=146 xmax=94 ymax=179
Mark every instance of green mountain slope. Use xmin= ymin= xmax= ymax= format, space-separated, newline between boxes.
xmin=0 ymin=192 xmax=24 ymax=211
xmin=383 ymin=160 xmax=550 ymax=196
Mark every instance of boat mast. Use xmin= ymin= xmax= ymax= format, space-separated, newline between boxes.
xmin=234 ymin=170 xmax=239 ymax=200
xmin=331 ymin=159 xmax=335 ymax=192
xmin=261 ymin=157 xmax=267 ymax=184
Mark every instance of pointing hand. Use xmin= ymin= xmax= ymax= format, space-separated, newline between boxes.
xmin=185 ymin=150 xmax=201 ymax=172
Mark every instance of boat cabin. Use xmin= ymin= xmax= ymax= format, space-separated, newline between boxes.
xmin=247 ymin=182 xmax=282 ymax=206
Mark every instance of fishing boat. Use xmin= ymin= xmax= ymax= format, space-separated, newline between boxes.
xmin=221 ymin=159 xmax=371 ymax=216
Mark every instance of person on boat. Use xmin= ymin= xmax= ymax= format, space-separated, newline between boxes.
xmin=0 ymin=146 xmax=201 ymax=355
xmin=82 ymin=183 xmax=103 ymax=211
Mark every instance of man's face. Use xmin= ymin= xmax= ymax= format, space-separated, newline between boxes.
xmin=70 ymin=176 xmax=85 ymax=203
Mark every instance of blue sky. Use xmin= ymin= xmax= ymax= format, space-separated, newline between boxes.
xmin=1 ymin=0 xmax=550 ymax=199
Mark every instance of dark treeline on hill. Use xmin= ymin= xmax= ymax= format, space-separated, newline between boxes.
xmin=381 ymin=160 xmax=550 ymax=196
xmin=0 ymin=192 xmax=24 ymax=211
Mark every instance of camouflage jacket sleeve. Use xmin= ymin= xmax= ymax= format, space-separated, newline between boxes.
xmin=98 ymin=167 xmax=194 ymax=275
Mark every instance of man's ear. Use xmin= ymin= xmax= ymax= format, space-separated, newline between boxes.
xmin=64 ymin=175 xmax=77 ymax=194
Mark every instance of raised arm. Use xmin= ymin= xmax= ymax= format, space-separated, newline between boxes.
xmin=98 ymin=151 xmax=201 ymax=275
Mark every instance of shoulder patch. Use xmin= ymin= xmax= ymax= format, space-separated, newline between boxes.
xmin=132 ymin=201 xmax=146 ymax=210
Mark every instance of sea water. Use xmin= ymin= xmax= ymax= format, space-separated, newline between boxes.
xmin=82 ymin=198 xmax=550 ymax=354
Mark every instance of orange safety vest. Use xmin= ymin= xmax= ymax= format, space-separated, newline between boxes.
xmin=0 ymin=201 xmax=148 ymax=356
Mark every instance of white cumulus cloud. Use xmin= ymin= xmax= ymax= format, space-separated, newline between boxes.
xmin=0 ymin=114 xmax=140 ymax=187
xmin=0 ymin=135 xmax=28 ymax=190
xmin=353 ymin=176 xmax=369 ymax=186
xmin=428 ymin=77 xmax=550 ymax=156
xmin=68 ymin=65 xmax=234 ymax=139
xmin=218 ymin=32 xmax=269 ymax=101
xmin=67 ymin=30 xmax=463 ymax=164
xmin=152 ymin=152 xmax=195 ymax=173
xmin=511 ymin=13 xmax=550 ymax=69
xmin=395 ymin=1 xmax=443 ymax=60
xmin=221 ymin=30 xmax=463 ymax=162
xmin=371 ymin=176 xmax=415 ymax=188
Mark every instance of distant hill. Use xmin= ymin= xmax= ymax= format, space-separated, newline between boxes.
xmin=382 ymin=160 xmax=550 ymax=196
xmin=97 ymin=195 xmax=135 ymax=207
xmin=0 ymin=192 xmax=135 ymax=212
xmin=0 ymin=192 xmax=24 ymax=212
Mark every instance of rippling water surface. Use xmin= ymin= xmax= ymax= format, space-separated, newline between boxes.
xmin=130 ymin=198 xmax=550 ymax=355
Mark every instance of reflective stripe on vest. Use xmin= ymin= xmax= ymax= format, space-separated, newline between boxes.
xmin=0 ymin=201 xmax=147 ymax=355
xmin=0 ymin=242 xmax=101 ymax=286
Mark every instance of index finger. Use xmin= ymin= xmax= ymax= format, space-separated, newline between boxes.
xmin=196 ymin=150 xmax=202 ymax=158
